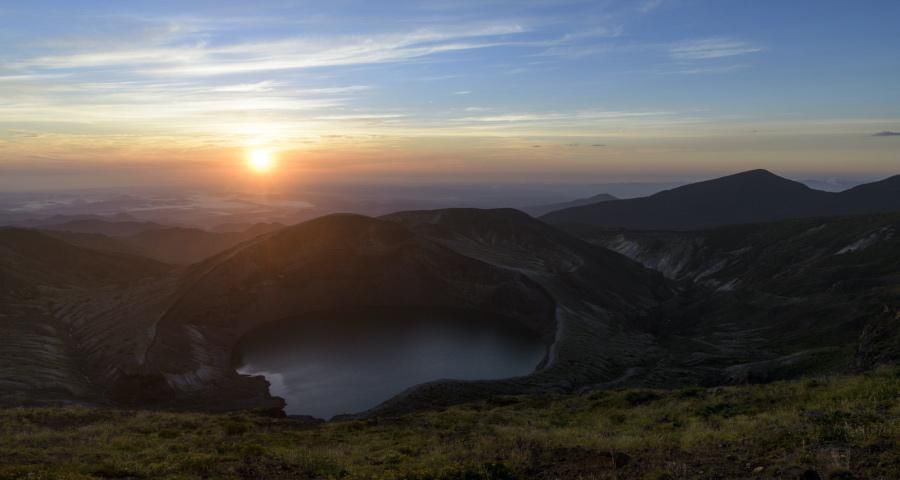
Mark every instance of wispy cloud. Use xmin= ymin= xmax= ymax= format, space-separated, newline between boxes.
xmin=455 ymin=110 xmax=674 ymax=123
xmin=14 ymin=24 xmax=529 ymax=77
xmin=0 ymin=73 xmax=70 ymax=82
xmin=673 ymin=64 xmax=748 ymax=75
xmin=302 ymin=85 xmax=372 ymax=95
xmin=459 ymin=114 xmax=546 ymax=122
xmin=0 ymin=18 xmax=529 ymax=143
xmin=315 ymin=114 xmax=407 ymax=121
xmin=213 ymin=81 xmax=280 ymax=93
xmin=555 ymin=26 xmax=624 ymax=42
xmin=537 ymin=44 xmax=614 ymax=59
xmin=639 ymin=0 xmax=665 ymax=14
xmin=535 ymin=25 xmax=623 ymax=58
xmin=669 ymin=38 xmax=762 ymax=60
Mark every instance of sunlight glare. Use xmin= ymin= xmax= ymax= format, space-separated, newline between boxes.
xmin=247 ymin=149 xmax=276 ymax=174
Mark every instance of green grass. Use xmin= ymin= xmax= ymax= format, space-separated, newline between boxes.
xmin=1 ymin=368 xmax=897 ymax=479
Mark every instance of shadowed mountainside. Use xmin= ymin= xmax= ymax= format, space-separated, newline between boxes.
xmin=41 ymin=218 xmax=170 ymax=237
xmin=521 ymin=193 xmax=617 ymax=217
xmin=382 ymin=208 xmax=670 ymax=312
xmin=0 ymin=228 xmax=167 ymax=288
xmin=566 ymin=212 xmax=900 ymax=290
xmin=46 ymin=223 xmax=284 ymax=265
xmin=542 ymin=169 xmax=900 ymax=230
xmin=0 ymin=228 xmax=172 ymax=407
xmin=565 ymin=212 xmax=900 ymax=378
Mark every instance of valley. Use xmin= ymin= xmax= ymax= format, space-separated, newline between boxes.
xmin=1 ymin=169 xmax=897 ymax=419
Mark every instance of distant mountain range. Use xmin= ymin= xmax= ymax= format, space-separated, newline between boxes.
xmin=542 ymin=169 xmax=900 ymax=230
xmin=43 ymin=222 xmax=284 ymax=265
xmin=38 ymin=217 xmax=169 ymax=236
xmin=522 ymin=193 xmax=617 ymax=217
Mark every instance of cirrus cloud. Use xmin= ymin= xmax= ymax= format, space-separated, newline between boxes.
xmin=669 ymin=38 xmax=763 ymax=60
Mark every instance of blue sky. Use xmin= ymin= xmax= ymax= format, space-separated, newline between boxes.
xmin=0 ymin=0 xmax=898 ymax=188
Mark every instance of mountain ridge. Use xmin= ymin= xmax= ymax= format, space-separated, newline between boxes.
xmin=542 ymin=169 xmax=900 ymax=230
xmin=521 ymin=193 xmax=617 ymax=217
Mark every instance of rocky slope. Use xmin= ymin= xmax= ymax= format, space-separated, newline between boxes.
xmin=566 ymin=212 xmax=900 ymax=380
xmin=0 ymin=228 xmax=173 ymax=407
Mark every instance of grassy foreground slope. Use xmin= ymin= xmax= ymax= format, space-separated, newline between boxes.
xmin=0 ymin=368 xmax=897 ymax=480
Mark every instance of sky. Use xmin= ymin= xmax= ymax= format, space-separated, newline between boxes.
xmin=1 ymin=0 xmax=899 ymax=190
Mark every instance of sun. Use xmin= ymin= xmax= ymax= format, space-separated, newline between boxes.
xmin=247 ymin=149 xmax=276 ymax=174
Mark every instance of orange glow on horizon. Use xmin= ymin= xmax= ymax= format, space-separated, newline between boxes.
xmin=247 ymin=149 xmax=277 ymax=174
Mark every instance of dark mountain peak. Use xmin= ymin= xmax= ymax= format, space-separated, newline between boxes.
xmin=584 ymin=193 xmax=618 ymax=202
xmin=661 ymin=169 xmax=809 ymax=195
xmin=706 ymin=169 xmax=790 ymax=184
xmin=732 ymin=168 xmax=778 ymax=177
xmin=218 ymin=213 xmax=411 ymax=259
xmin=731 ymin=168 xmax=801 ymax=184
xmin=383 ymin=208 xmax=559 ymax=244
xmin=542 ymin=169 xmax=835 ymax=230
xmin=543 ymin=168 xmax=900 ymax=230
xmin=638 ymin=169 xmax=815 ymax=206
xmin=182 ymin=212 xmax=417 ymax=288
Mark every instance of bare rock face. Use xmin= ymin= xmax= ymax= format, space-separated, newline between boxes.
xmin=0 ymin=228 xmax=173 ymax=408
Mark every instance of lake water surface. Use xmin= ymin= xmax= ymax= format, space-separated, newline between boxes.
xmin=235 ymin=309 xmax=546 ymax=419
